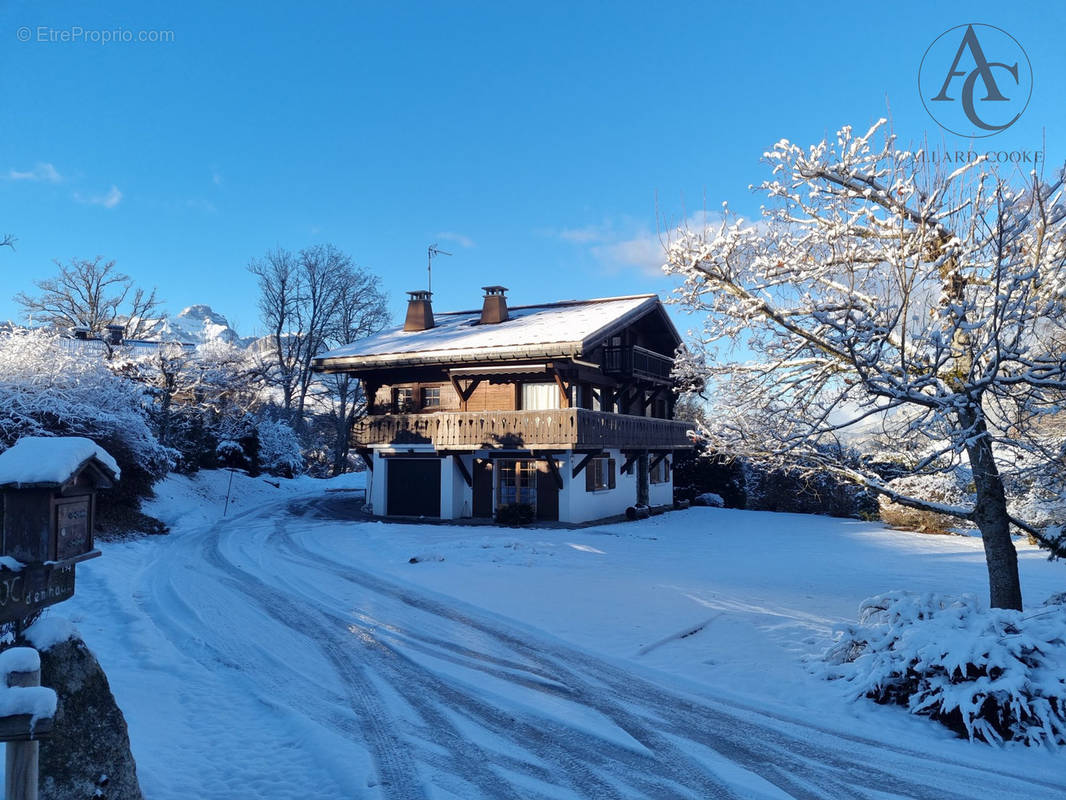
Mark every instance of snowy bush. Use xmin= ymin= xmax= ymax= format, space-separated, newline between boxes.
xmin=256 ymin=418 xmax=302 ymax=478
xmin=0 ymin=328 xmax=171 ymax=504
xmin=693 ymin=492 xmax=725 ymax=507
xmin=823 ymin=591 xmax=1066 ymax=746
xmin=878 ymin=472 xmax=974 ymax=534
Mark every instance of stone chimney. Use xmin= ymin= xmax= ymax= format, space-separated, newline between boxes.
xmin=480 ymin=286 xmax=509 ymax=325
xmin=105 ymin=324 xmax=124 ymax=345
xmin=403 ymin=290 xmax=435 ymax=332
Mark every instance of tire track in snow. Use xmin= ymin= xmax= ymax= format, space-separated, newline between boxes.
xmin=273 ymin=503 xmax=1066 ymax=800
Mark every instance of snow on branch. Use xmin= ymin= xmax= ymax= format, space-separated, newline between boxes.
xmin=666 ymin=120 xmax=1066 ymax=571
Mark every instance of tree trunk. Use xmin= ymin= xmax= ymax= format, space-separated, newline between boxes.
xmin=959 ymin=404 xmax=1023 ymax=610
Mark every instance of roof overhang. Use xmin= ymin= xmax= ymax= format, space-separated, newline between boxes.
xmin=314 ymin=344 xmax=583 ymax=373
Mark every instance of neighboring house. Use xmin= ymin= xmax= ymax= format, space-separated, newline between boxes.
xmin=313 ymin=287 xmax=693 ymax=524
xmin=58 ymin=325 xmax=198 ymax=357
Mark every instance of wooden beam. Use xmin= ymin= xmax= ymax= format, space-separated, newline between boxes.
xmin=448 ymin=375 xmax=481 ymax=411
xmin=356 ymin=448 xmax=374 ymax=472
xmin=552 ymin=370 xmax=571 ymax=408
xmin=643 ymin=385 xmax=666 ymax=410
xmin=542 ymin=454 xmax=563 ymax=490
xmin=620 ymin=451 xmax=641 ymax=475
xmin=572 ymin=450 xmax=602 ymax=479
xmin=361 ymin=379 xmax=381 ymax=414
xmin=452 ymin=455 xmax=473 ymax=488
xmin=649 ymin=452 xmax=669 ymax=470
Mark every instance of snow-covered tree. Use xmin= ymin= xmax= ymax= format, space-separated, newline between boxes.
xmin=0 ymin=327 xmax=171 ymax=502
xmin=666 ymin=120 xmax=1066 ymax=610
xmin=15 ymin=256 xmax=161 ymax=352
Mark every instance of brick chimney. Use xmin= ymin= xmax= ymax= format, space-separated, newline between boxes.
xmin=403 ymin=290 xmax=435 ymax=332
xmin=480 ymin=286 xmax=509 ymax=324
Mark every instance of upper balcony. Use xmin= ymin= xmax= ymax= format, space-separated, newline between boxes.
xmin=354 ymin=408 xmax=693 ymax=451
xmin=602 ymin=345 xmax=674 ymax=383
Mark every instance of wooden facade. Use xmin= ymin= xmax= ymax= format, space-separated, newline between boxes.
xmin=313 ymin=291 xmax=693 ymax=521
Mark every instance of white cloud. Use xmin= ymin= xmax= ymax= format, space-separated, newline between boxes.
xmin=591 ymin=235 xmax=666 ymax=276
xmin=74 ymin=185 xmax=123 ymax=209
xmin=6 ymin=162 xmax=62 ymax=183
xmin=436 ymin=231 xmax=475 ymax=248
xmin=557 ymin=212 xmax=723 ymax=276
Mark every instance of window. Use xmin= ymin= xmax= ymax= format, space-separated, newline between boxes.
xmin=521 ymin=382 xmax=561 ymax=410
xmin=650 ymin=457 xmax=670 ymax=484
xmin=422 ymin=386 xmax=441 ymax=409
xmin=393 ymin=387 xmax=414 ymax=412
xmin=585 ymin=457 xmax=616 ymax=492
xmin=497 ymin=460 xmax=538 ymax=509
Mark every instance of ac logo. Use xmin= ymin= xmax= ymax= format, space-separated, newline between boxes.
xmin=919 ymin=24 xmax=1032 ymax=138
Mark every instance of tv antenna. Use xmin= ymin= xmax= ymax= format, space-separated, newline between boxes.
xmin=427 ymin=243 xmax=451 ymax=293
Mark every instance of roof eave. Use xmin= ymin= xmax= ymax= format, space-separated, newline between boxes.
xmin=313 ymin=342 xmax=585 ymax=373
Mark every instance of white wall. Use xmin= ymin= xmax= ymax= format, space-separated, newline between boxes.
xmin=559 ymin=448 xmax=640 ymax=524
xmin=368 ymin=449 xmax=387 ymax=515
xmin=447 ymin=455 xmax=473 ymax=519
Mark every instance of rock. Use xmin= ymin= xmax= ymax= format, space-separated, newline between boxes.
xmin=30 ymin=633 xmax=143 ymax=800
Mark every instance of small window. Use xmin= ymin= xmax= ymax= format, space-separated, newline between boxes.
xmin=393 ymin=387 xmax=414 ymax=412
xmin=422 ymin=386 xmax=441 ymax=408
xmin=497 ymin=460 xmax=538 ymax=509
xmin=585 ymin=457 xmax=616 ymax=492
xmin=650 ymin=457 xmax=670 ymax=484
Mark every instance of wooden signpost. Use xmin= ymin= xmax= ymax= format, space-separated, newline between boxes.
xmin=0 ymin=438 xmax=117 ymax=800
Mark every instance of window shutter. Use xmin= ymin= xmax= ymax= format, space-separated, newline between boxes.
xmin=608 ymin=459 xmax=616 ymax=489
xmin=586 ymin=462 xmax=595 ymax=492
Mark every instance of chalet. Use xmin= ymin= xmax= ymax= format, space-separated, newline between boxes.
xmin=312 ymin=287 xmax=693 ymax=524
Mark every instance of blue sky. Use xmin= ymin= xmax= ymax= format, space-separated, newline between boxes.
xmin=1 ymin=0 xmax=1063 ymax=339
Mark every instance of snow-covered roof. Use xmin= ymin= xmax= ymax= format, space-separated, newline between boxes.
xmin=0 ymin=437 xmax=120 ymax=488
xmin=315 ymin=294 xmax=676 ymax=370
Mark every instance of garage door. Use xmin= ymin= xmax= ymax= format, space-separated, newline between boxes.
xmin=386 ymin=458 xmax=441 ymax=517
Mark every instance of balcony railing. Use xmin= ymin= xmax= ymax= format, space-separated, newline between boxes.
xmin=354 ymin=409 xmax=693 ymax=450
xmin=602 ymin=345 xmax=674 ymax=382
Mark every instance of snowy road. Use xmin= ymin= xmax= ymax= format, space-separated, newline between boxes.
xmin=74 ymin=489 xmax=1066 ymax=800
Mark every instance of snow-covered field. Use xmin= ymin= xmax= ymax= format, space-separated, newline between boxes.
xmin=46 ymin=471 xmax=1066 ymax=798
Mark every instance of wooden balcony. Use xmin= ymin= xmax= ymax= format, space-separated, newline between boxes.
xmin=354 ymin=409 xmax=693 ymax=451
xmin=603 ymin=345 xmax=674 ymax=382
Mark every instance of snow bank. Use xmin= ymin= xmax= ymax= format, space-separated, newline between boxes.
xmin=0 ymin=436 xmax=120 ymax=486
xmin=823 ymin=591 xmax=1066 ymax=746
xmin=24 ymin=616 xmax=79 ymax=651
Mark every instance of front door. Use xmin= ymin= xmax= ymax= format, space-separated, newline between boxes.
xmin=472 ymin=458 xmax=493 ymax=518
xmin=536 ymin=460 xmax=559 ymax=521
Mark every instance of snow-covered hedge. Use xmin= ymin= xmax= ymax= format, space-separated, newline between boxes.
xmin=822 ymin=592 xmax=1066 ymax=746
